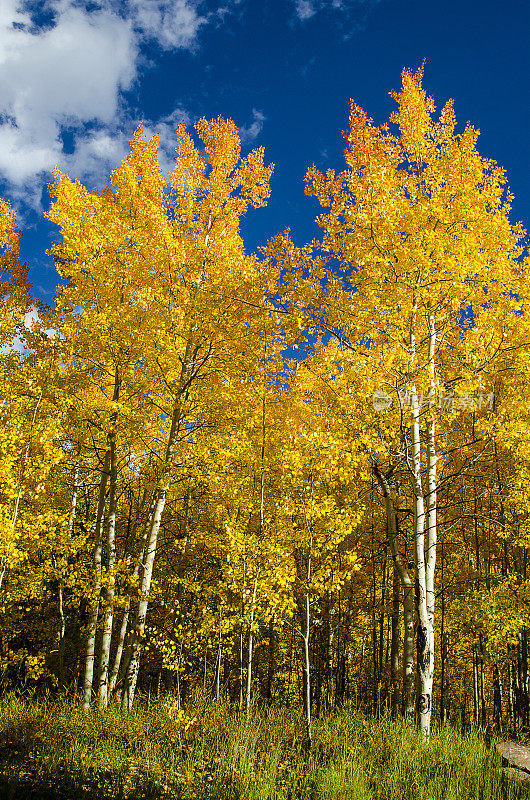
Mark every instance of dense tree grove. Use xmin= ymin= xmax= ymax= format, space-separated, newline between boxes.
xmin=0 ymin=68 xmax=528 ymax=743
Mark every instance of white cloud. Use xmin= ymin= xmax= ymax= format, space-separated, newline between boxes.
xmin=129 ymin=0 xmax=206 ymax=50
xmin=0 ymin=125 xmax=58 ymax=186
xmin=2 ymin=10 xmax=136 ymax=173
xmin=64 ymin=127 xmax=130 ymax=186
xmin=0 ymin=1 xmax=235 ymax=201
xmin=0 ymin=2 xmax=136 ymax=194
xmin=0 ymin=0 xmax=30 ymax=32
xmin=293 ymin=0 xmax=377 ymax=22
xmin=295 ymin=0 xmax=317 ymax=20
xmin=239 ymin=109 xmax=266 ymax=144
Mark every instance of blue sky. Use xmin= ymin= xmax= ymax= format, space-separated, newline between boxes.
xmin=1 ymin=0 xmax=528 ymax=302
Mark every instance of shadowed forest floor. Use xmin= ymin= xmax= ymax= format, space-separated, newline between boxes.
xmin=0 ymin=693 xmax=527 ymax=799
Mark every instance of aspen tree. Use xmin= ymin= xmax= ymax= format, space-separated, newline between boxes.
xmin=291 ymin=66 xmax=525 ymax=739
xmin=49 ymin=118 xmax=274 ymax=707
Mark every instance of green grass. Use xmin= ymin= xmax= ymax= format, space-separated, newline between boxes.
xmin=0 ymin=692 xmax=525 ymax=799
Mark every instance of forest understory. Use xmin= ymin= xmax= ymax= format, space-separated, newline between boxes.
xmin=0 ymin=691 xmax=526 ymax=800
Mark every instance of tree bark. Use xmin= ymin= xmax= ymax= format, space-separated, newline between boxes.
xmin=521 ymin=628 xmax=529 ymax=725
xmin=246 ymin=568 xmax=259 ymax=713
xmin=390 ymin=559 xmax=400 ymax=718
xmin=420 ymin=313 xmax=438 ymax=740
xmin=473 ymin=645 xmax=479 ymax=725
xmin=407 ymin=310 xmax=437 ymax=742
xmin=239 ymin=558 xmax=246 ymax=709
xmin=98 ymin=380 xmax=119 ymax=707
xmin=412 ymin=381 xmax=432 ymax=741
xmin=82 ymin=449 xmax=111 ymax=710
xmin=479 ymin=635 xmax=486 ymax=726
xmin=494 ymin=659 xmax=503 ymax=728
xmin=301 ymin=585 xmax=312 ymax=745
xmin=379 ymin=550 xmax=387 ymax=712
xmin=265 ymin=620 xmax=275 ymax=701
xmin=508 ymin=644 xmax=515 ymax=727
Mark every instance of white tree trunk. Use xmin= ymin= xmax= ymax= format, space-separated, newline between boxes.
xmin=98 ymin=416 xmax=118 ymax=707
xmin=108 ymin=607 xmax=129 ymax=697
xmin=82 ymin=449 xmax=111 ymax=710
xmin=300 ymin=505 xmax=313 ymax=746
xmin=411 ymin=380 xmax=432 ymax=740
xmin=121 ymin=486 xmax=169 ymax=709
xmin=302 ymin=586 xmax=312 ymax=745
xmin=403 ymin=582 xmax=415 ymax=719
xmin=52 ymin=466 xmax=78 ymax=685
xmin=121 ymin=337 xmax=196 ymax=709
xmin=239 ymin=558 xmax=246 ymax=710
xmin=108 ymin=498 xmax=153 ymax=698
xmin=246 ymin=568 xmax=259 ymax=713
xmin=424 ymin=315 xmax=438 ymax=735
xmin=408 ymin=309 xmax=436 ymax=742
